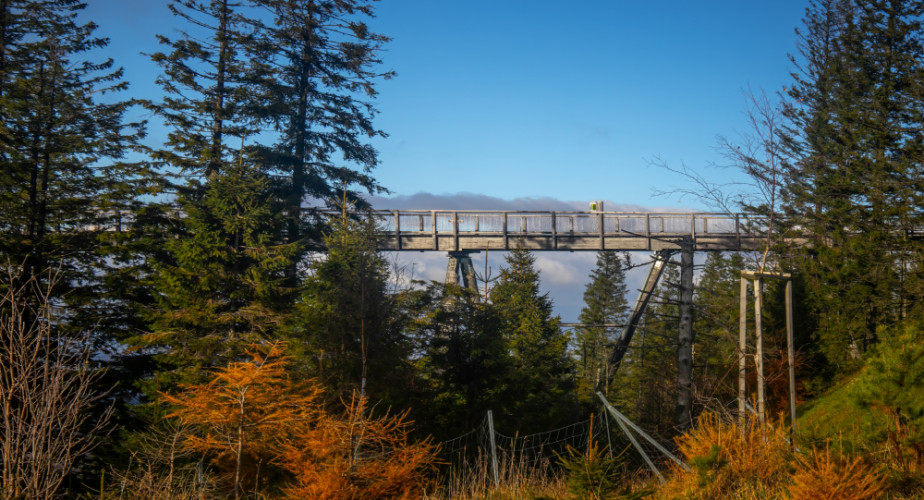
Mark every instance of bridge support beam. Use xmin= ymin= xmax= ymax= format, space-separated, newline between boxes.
xmin=676 ymin=237 xmax=695 ymax=432
xmin=603 ymin=248 xmax=676 ymax=384
xmin=446 ymin=251 xmax=478 ymax=293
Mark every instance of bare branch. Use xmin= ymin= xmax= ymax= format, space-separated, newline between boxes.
xmin=0 ymin=268 xmax=114 ymax=499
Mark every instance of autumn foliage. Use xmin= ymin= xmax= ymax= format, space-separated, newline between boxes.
xmin=657 ymin=413 xmax=791 ymax=498
xmin=276 ymin=392 xmax=438 ymax=499
xmin=788 ymin=446 xmax=885 ymax=500
xmin=655 ymin=413 xmax=889 ymax=500
xmin=161 ymin=342 xmax=437 ymax=499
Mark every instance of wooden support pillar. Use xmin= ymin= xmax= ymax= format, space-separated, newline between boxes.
xmin=738 ymin=277 xmax=747 ymax=434
xmin=740 ymin=270 xmax=794 ymax=434
xmin=754 ymin=278 xmax=766 ymax=426
xmin=446 ymin=251 xmax=479 ymax=295
xmin=676 ymin=238 xmax=694 ymax=431
xmin=785 ymin=280 xmax=796 ymax=444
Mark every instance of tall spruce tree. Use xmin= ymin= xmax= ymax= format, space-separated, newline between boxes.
xmin=491 ymin=248 xmax=576 ymax=433
xmin=291 ymin=209 xmax=410 ymax=404
xmin=142 ymin=0 xmax=291 ymax=387
xmin=0 ymin=0 xmax=150 ymax=489
xmin=149 ymin=0 xmax=258 ymax=180
xmin=138 ymin=157 xmax=295 ymax=388
xmin=248 ymin=0 xmax=393 ymax=283
xmin=144 ymin=0 xmax=393 ymax=386
xmin=782 ymin=0 xmax=924 ymax=367
xmin=575 ymin=251 xmax=629 ymax=405
xmin=411 ymin=283 xmax=511 ymax=441
xmin=0 ymin=0 xmax=145 ymax=294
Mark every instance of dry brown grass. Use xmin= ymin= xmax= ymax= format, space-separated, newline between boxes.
xmin=432 ymin=448 xmax=568 ymax=500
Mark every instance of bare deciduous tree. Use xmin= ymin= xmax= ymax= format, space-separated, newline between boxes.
xmin=653 ymin=87 xmax=787 ymax=272
xmin=716 ymin=88 xmax=787 ymax=272
xmin=0 ymin=270 xmax=112 ymax=499
xmin=108 ymin=421 xmax=215 ymax=500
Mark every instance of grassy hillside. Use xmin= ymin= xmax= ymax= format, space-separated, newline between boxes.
xmin=796 ymin=373 xmax=892 ymax=454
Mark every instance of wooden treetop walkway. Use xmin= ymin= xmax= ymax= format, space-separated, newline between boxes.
xmin=365 ymin=210 xmax=775 ymax=252
xmin=81 ymin=208 xmax=805 ymax=252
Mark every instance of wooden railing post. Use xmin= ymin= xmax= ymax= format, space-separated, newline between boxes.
xmin=431 ymin=210 xmax=437 ymax=250
xmin=452 ymin=211 xmax=459 ymax=252
xmin=599 ymin=212 xmax=605 ymax=249
xmin=551 ymin=212 xmax=558 ymax=249
xmin=393 ymin=210 xmax=401 ymax=250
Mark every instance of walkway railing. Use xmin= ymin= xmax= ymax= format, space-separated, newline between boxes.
xmin=364 ymin=210 xmax=772 ymax=252
xmin=66 ymin=209 xmax=781 ymax=252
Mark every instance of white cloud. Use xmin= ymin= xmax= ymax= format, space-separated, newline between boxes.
xmin=364 ymin=192 xmax=689 ymax=213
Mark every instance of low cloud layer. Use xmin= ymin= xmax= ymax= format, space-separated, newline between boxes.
xmin=386 ymin=248 xmax=655 ymax=323
xmin=364 ymin=192 xmax=688 ymax=213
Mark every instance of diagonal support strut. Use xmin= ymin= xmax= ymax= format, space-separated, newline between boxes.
xmin=599 ymin=248 xmax=677 ymax=390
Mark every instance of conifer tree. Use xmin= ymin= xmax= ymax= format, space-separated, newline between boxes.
xmin=163 ymin=342 xmax=437 ymax=499
xmin=575 ymin=251 xmax=629 ymax=405
xmin=144 ymin=0 xmax=265 ymax=363
xmin=0 ymin=0 xmax=146 ymax=296
xmin=144 ymin=0 xmax=394 ymax=389
xmin=143 ymin=0 xmax=289 ymax=386
xmin=149 ymin=0 xmax=257 ymax=180
xmin=162 ymin=342 xmax=322 ymax=499
xmin=411 ymin=283 xmax=511 ymax=440
xmin=491 ymin=248 xmax=576 ymax=433
xmin=851 ymin=323 xmax=924 ymax=469
xmin=0 ymin=4 xmax=151 ymax=466
xmin=292 ymin=209 xmax=410 ymax=404
xmin=782 ymin=0 xmax=924 ymax=366
xmin=139 ymin=157 xmax=295 ymax=387
xmin=248 ymin=0 xmax=393 ymax=283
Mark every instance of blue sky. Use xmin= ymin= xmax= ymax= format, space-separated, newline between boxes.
xmin=366 ymin=1 xmax=806 ymax=206
xmin=84 ymin=0 xmax=806 ymax=209
xmin=81 ymin=0 xmax=807 ymax=320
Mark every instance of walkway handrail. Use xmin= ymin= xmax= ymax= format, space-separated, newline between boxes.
xmin=56 ymin=208 xmax=782 ymax=252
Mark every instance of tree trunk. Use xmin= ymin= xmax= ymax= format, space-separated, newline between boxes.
xmin=676 ymin=238 xmax=694 ymax=431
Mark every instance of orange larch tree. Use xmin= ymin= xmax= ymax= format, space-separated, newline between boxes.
xmin=274 ymin=392 xmax=439 ymax=499
xmin=161 ymin=342 xmax=323 ymax=499
xmin=162 ymin=342 xmax=438 ymax=499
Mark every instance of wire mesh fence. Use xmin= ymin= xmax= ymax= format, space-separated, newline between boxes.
xmin=436 ymin=410 xmax=632 ymax=490
xmin=436 ymin=398 xmax=689 ymax=492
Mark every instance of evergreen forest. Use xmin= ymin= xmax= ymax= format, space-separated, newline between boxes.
xmin=2 ymin=0 xmax=924 ymax=498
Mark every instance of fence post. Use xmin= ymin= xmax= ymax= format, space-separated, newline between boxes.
xmin=487 ymin=410 xmax=500 ymax=486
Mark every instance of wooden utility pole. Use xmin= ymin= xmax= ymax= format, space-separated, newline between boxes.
xmin=676 ymin=238 xmax=694 ymax=431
